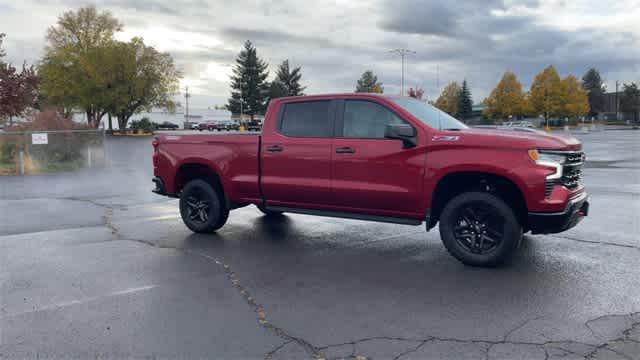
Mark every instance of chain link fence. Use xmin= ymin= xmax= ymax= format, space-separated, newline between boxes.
xmin=0 ymin=129 xmax=107 ymax=175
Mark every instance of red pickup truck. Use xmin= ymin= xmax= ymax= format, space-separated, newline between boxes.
xmin=152 ymin=93 xmax=589 ymax=266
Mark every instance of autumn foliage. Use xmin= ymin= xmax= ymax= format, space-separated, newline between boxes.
xmin=0 ymin=33 xmax=39 ymax=125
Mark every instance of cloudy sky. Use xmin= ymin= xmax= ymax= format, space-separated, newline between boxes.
xmin=1 ymin=0 xmax=639 ymax=107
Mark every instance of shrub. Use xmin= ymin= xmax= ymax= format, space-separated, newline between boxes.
xmin=137 ymin=117 xmax=154 ymax=133
xmin=0 ymin=141 xmax=18 ymax=164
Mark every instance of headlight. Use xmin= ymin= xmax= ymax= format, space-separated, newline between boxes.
xmin=528 ymin=150 xmax=565 ymax=179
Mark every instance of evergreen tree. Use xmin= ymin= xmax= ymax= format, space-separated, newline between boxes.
xmin=457 ymin=80 xmax=473 ymax=120
xmin=269 ymin=60 xmax=305 ymax=99
xmin=582 ymin=68 xmax=606 ymax=118
xmin=227 ymin=40 xmax=270 ymax=120
xmin=355 ymin=70 xmax=383 ymax=93
xmin=620 ymin=82 xmax=640 ymax=124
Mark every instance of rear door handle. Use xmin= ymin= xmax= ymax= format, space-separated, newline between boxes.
xmin=266 ymin=145 xmax=283 ymax=152
xmin=336 ymin=147 xmax=355 ymax=154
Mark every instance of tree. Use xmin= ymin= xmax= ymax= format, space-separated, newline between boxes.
xmin=434 ymin=82 xmax=461 ymax=116
xmin=529 ymin=65 xmax=562 ymax=125
xmin=269 ymin=60 xmax=305 ymax=100
xmin=457 ymin=80 xmax=473 ymax=120
xmin=483 ymin=71 xmax=527 ymax=120
xmin=620 ymin=82 xmax=640 ymax=123
xmin=106 ymin=38 xmax=180 ymax=129
xmin=0 ymin=34 xmax=39 ymax=126
xmin=39 ymin=6 xmax=124 ymax=127
xmin=355 ymin=70 xmax=383 ymax=93
xmin=408 ymin=86 xmax=424 ymax=100
xmin=582 ymin=68 xmax=606 ymax=118
xmin=45 ymin=6 xmax=122 ymax=51
xmin=558 ymin=75 xmax=589 ymax=120
xmin=227 ymin=40 xmax=270 ymax=120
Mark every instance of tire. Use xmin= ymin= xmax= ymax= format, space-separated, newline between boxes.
xmin=438 ymin=192 xmax=522 ymax=267
xmin=257 ymin=204 xmax=283 ymax=216
xmin=179 ymin=179 xmax=229 ymax=233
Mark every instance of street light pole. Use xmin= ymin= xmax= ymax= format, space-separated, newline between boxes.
xmin=390 ymin=49 xmax=416 ymax=96
xmin=185 ymin=86 xmax=190 ymax=128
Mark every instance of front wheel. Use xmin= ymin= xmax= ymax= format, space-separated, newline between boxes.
xmin=179 ymin=179 xmax=229 ymax=233
xmin=439 ymin=192 xmax=522 ymax=267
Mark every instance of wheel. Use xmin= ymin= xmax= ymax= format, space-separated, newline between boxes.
xmin=438 ymin=192 xmax=522 ymax=267
xmin=179 ymin=179 xmax=229 ymax=233
xmin=257 ymin=204 xmax=283 ymax=216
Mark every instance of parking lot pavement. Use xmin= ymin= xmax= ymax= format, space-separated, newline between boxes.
xmin=1 ymin=131 xmax=639 ymax=359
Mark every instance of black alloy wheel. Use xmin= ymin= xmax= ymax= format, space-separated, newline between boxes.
xmin=452 ymin=202 xmax=504 ymax=255
xmin=179 ymin=179 xmax=229 ymax=233
xmin=439 ymin=192 xmax=522 ymax=267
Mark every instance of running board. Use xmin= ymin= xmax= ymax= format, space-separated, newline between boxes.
xmin=265 ymin=206 xmax=423 ymax=226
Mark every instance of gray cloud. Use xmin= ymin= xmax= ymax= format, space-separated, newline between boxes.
xmin=1 ymin=0 xmax=638 ymax=106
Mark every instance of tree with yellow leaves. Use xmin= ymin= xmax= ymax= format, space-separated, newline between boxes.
xmin=483 ymin=71 xmax=527 ymax=120
xmin=434 ymin=82 xmax=461 ymax=116
xmin=529 ymin=65 xmax=563 ymax=126
xmin=558 ymin=75 xmax=590 ymax=120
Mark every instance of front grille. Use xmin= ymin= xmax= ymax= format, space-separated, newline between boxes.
xmin=561 ymin=151 xmax=584 ymax=190
xmin=544 ymin=151 xmax=584 ymax=197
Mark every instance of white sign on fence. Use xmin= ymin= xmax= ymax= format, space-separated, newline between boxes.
xmin=31 ymin=133 xmax=48 ymax=145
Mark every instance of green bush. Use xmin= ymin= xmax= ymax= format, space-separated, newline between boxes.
xmin=1 ymin=141 xmax=18 ymax=164
xmin=130 ymin=117 xmax=154 ymax=133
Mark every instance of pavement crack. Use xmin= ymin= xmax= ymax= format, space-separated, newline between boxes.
xmin=186 ymin=250 xmax=323 ymax=359
xmin=391 ymin=338 xmax=430 ymax=360
xmin=549 ymin=234 xmax=640 ymax=251
xmin=265 ymin=340 xmax=293 ymax=359
xmin=503 ymin=316 xmax=544 ymax=342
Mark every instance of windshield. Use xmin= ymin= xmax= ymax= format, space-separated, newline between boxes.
xmin=391 ymin=98 xmax=468 ymax=130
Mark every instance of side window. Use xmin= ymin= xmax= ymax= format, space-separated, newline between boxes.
xmin=280 ymin=101 xmax=331 ymax=137
xmin=342 ymin=100 xmax=406 ymax=138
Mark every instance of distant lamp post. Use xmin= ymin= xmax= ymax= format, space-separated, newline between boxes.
xmin=389 ymin=48 xmax=416 ymax=96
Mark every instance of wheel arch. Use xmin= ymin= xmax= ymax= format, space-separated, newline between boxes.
xmin=174 ymin=161 xmax=228 ymax=208
xmin=428 ymin=171 xmax=528 ymax=231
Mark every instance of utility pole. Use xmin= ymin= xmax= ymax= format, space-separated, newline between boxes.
xmin=185 ymin=86 xmax=191 ymax=129
xmin=615 ymin=81 xmax=619 ymax=121
xmin=390 ymin=49 xmax=416 ymax=96
xmin=436 ymin=64 xmax=440 ymax=97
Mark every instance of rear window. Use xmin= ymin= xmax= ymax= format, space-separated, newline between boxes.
xmin=280 ymin=101 xmax=331 ymax=137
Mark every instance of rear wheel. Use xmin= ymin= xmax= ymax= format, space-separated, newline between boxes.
xmin=439 ymin=192 xmax=522 ymax=267
xmin=179 ymin=179 xmax=229 ymax=233
xmin=257 ymin=204 xmax=283 ymax=216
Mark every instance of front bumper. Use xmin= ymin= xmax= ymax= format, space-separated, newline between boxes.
xmin=152 ymin=176 xmax=166 ymax=195
xmin=528 ymin=191 xmax=589 ymax=234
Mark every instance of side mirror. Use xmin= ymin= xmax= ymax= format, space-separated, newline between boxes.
xmin=385 ymin=124 xmax=416 ymax=148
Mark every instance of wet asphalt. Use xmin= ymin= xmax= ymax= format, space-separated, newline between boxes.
xmin=1 ymin=130 xmax=639 ymax=359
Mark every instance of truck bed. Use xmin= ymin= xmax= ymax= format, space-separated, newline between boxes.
xmin=154 ymin=133 xmax=262 ymax=203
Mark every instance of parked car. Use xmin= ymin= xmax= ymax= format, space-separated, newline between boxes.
xmin=218 ymin=121 xmax=240 ymax=131
xmin=198 ymin=121 xmax=218 ymax=131
xmin=155 ymin=121 xmax=179 ymax=130
xmin=189 ymin=123 xmax=200 ymax=130
xmin=503 ymin=121 xmax=535 ymax=128
xmin=152 ymin=94 xmax=589 ymax=267
xmin=246 ymin=119 xmax=262 ymax=131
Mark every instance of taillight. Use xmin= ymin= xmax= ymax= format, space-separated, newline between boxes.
xmin=152 ymin=138 xmax=159 ymax=151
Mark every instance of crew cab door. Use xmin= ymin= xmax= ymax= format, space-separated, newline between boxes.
xmin=331 ymin=99 xmax=426 ymax=218
xmin=260 ymin=100 xmax=335 ymax=207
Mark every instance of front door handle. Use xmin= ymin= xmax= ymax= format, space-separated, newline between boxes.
xmin=266 ymin=145 xmax=283 ymax=152
xmin=336 ymin=146 xmax=355 ymax=154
